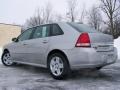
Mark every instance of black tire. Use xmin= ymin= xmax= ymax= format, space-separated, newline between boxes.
xmin=47 ymin=53 xmax=70 ymax=80
xmin=1 ymin=51 xmax=15 ymax=66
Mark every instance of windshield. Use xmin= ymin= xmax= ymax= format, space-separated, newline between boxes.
xmin=67 ymin=22 xmax=99 ymax=33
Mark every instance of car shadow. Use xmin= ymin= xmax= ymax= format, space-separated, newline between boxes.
xmin=13 ymin=64 xmax=116 ymax=81
xmin=68 ymin=69 xmax=118 ymax=82
xmin=14 ymin=64 xmax=49 ymax=74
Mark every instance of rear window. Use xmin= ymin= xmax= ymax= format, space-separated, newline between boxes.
xmin=67 ymin=22 xmax=99 ymax=33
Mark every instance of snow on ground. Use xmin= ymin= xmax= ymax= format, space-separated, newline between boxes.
xmin=114 ymin=37 xmax=120 ymax=59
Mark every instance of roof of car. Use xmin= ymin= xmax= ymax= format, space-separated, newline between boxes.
xmin=25 ymin=22 xmax=84 ymax=30
xmin=25 ymin=22 xmax=64 ymax=29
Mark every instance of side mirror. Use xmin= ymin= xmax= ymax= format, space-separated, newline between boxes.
xmin=12 ymin=38 xmax=18 ymax=42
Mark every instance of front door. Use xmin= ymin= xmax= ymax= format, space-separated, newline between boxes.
xmin=11 ymin=28 xmax=34 ymax=62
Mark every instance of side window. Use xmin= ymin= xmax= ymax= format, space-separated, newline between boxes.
xmin=42 ymin=25 xmax=50 ymax=37
xmin=32 ymin=25 xmax=50 ymax=39
xmin=32 ymin=26 xmax=42 ymax=39
xmin=51 ymin=24 xmax=63 ymax=36
xmin=18 ymin=28 xmax=33 ymax=41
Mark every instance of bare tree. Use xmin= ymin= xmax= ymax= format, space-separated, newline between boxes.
xmin=24 ymin=2 xmax=53 ymax=29
xmin=79 ymin=4 xmax=87 ymax=23
xmin=100 ymin=0 xmax=120 ymax=38
xmin=24 ymin=8 xmax=45 ymax=29
xmin=66 ymin=0 xmax=78 ymax=22
xmin=44 ymin=2 xmax=53 ymax=23
xmin=52 ymin=14 xmax=64 ymax=22
xmin=114 ymin=16 xmax=120 ymax=38
xmin=88 ymin=6 xmax=102 ymax=31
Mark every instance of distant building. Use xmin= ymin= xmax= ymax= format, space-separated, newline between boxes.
xmin=0 ymin=23 xmax=21 ymax=47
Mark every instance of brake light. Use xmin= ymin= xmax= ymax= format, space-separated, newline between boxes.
xmin=75 ymin=32 xmax=91 ymax=47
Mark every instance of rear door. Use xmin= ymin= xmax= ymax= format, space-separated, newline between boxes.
xmin=28 ymin=25 xmax=51 ymax=66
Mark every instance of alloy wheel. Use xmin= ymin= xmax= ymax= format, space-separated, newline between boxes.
xmin=2 ymin=52 xmax=13 ymax=66
xmin=50 ymin=56 xmax=64 ymax=76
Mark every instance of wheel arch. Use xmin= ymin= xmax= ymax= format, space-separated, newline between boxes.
xmin=47 ymin=49 xmax=70 ymax=68
xmin=3 ymin=48 xmax=9 ymax=53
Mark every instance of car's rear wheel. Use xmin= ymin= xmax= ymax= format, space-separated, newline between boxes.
xmin=48 ymin=53 xmax=70 ymax=80
xmin=1 ymin=51 xmax=14 ymax=66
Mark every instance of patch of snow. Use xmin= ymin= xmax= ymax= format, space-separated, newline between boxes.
xmin=0 ymin=47 xmax=2 ymax=64
xmin=114 ymin=37 xmax=120 ymax=59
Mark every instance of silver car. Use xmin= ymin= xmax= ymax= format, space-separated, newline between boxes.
xmin=1 ymin=22 xmax=118 ymax=79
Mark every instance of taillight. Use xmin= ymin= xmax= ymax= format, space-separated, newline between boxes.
xmin=75 ymin=32 xmax=91 ymax=47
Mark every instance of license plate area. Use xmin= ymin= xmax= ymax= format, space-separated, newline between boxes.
xmin=99 ymin=52 xmax=114 ymax=63
xmin=107 ymin=54 xmax=114 ymax=59
xmin=97 ymin=46 xmax=113 ymax=51
xmin=92 ymin=43 xmax=114 ymax=52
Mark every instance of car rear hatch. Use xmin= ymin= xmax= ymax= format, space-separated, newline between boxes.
xmin=88 ymin=33 xmax=114 ymax=52
xmin=67 ymin=22 xmax=114 ymax=52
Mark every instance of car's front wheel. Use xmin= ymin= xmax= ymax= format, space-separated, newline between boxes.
xmin=48 ymin=53 xmax=70 ymax=80
xmin=1 ymin=51 xmax=14 ymax=66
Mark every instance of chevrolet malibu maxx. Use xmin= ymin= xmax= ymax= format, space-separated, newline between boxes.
xmin=1 ymin=22 xmax=118 ymax=79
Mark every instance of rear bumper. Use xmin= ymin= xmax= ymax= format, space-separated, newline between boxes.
xmin=63 ymin=47 xmax=118 ymax=70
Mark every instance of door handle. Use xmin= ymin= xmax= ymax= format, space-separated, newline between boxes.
xmin=42 ymin=40 xmax=48 ymax=44
xmin=23 ymin=43 xmax=28 ymax=45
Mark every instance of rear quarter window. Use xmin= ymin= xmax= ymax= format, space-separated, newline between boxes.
xmin=51 ymin=24 xmax=64 ymax=36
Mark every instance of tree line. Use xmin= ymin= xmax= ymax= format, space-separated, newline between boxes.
xmin=23 ymin=0 xmax=120 ymax=39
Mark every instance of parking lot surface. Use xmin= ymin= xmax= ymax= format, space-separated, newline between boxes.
xmin=0 ymin=59 xmax=120 ymax=90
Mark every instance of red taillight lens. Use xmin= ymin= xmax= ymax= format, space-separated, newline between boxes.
xmin=75 ymin=32 xmax=91 ymax=47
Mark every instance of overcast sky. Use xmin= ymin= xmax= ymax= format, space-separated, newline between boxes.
xmin=0 ymin=0 xmax=100 ymax=25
